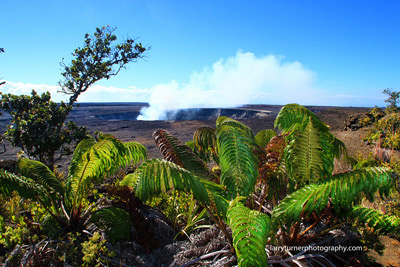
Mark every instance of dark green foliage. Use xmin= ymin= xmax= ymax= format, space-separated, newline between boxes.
xmin=255 ymin=129 xmax=277 ymax=148
xmin=0 ymin=169 xmax=46 ymax=200
xmin=0 ymin=90 xmax=88 ymax=168
xmin=89 ymin=207 xmax=131 ymax=243
xmin=227 ymin=197 xmax=270 ymax=266
xmin=16 ymin=158 xmax=63 ymax=194
xmin=354 ymin=158 xmax=380 ymax=170
xmin=60 ymin=26 xmax=147 ymax=106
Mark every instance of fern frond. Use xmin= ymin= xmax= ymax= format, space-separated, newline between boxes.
xmin=216 ymin=116 xmax=255 ymax=139
xmin=350 ymin=205 xmax=400 ymax=233
xmin=153 ymin=129 xmax=215 ymax=180
xmin=121 ymin=159 xmax=225 ymax=207
xmin=227 ymin=197 xmax=270 ymax=266
xmin=16 ymin=158 xmax=63 ymax=194
xmin=69 ymin=137 xmax=96 ymax=177
xmin=274 ymin=104 xmax=329 ymax=134
xmin=331 ymin=137 xmax=348 ymax=159
xmin=276 ymin=104 xmax=347 ymax=181
xmin=273 ymin=167 xmax=393 ymax=226
xmin=193 ymin=126 xmax=217 ymax=151
xmin=123 ymin=141 xmax=147 ymax=165
xmin=193 ymin=126 xmax=219 ymax=163
xmin=0 ymin=169 xmax=47 ymax=200
xmin=255 ymin=129 xmax=277 ymax=148
xmin=68 ymin=136 xmax=145 ymax=209
xmin=284 ymin=118 xmax=324 ymax=183
xmin=89 ymin=207 xmax=131 ymax=243
xmin=217 ymin=124 xmax=258 ymax=199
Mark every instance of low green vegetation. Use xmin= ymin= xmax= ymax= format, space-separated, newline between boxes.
xmin=1 ymin=103 xmax=400 ymax=265
xmin=363 ymin=89 xmax=400 ymax=150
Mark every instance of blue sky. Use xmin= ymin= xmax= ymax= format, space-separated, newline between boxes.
xmin=1 ymin=0 xmax=399 ymax=115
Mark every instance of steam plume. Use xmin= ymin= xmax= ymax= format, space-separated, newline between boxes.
xmin=138 ymin=51 xmax=318 ymax=120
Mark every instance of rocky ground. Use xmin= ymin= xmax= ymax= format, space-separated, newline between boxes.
xmin=1 ymin=104 xmax=400 ymax=266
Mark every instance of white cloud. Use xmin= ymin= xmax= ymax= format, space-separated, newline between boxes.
xmin=0 ymin=81 xmax=151 ymax=103
xmin=1 ymin=81 xmax=67 ymax=102
xmin=139 ymin=51 xmax=320 ymax=120
xmin=2 ymin=51 xmax=384 ymax=116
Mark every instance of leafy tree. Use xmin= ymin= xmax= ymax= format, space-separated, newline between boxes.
xmin=59 ymin=26 xmax=147 ymax=107
xmin=0 ymin=134 xmax=147 ymax=239
xmin=0 ymin=91 xmax=87 ymax=168
xmin=383 ymin=88 xmax=400 ymax=113
xmin=0 ymin=26 xmax=147 ymax=168
xmin=121 ymin=104 xmax=399 ymax=266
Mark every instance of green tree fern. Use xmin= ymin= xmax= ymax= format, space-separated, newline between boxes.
xmin=120 ymin=104 xmax=399 ymax=266
xmin=0 ymin=134 xmax=146 ymax=240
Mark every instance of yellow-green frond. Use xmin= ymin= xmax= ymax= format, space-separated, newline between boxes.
xmin=284 ymin=118 xmax=324 ymax=183
xmin=121 ymin=159 xmax=224 ymax=206
xmin=273 ymin=167 xmax=394 ymax=226
xmin=350 ymin=205 xmax=400 ymax=233
xmin=217 ymin=124 xmax=258 ymax=199
xmin=67 ymin=136 xmax=146 ymax=208
xmin=227 ymin=197 xmax=270 ymax=266
xmin=16 ymin=158 xmax=63 ymax=194
xmin=0 ymin=169 xmax=47 ymax=201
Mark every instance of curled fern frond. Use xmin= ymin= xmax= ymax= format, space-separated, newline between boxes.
xmin=89 ymin=207 xmax=131 ymax=243
xmin=350 ymin=205 xmax=400 ymax=233
xmin=227 ymin=197 xmax=270 ymax=266
xmin=273 ymin=167 xmax=393 ymax=226
xmin=217 ymin=124 xmax=258 ymax=199
xmin=153 ymin=129 xmax=215 ymax=180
